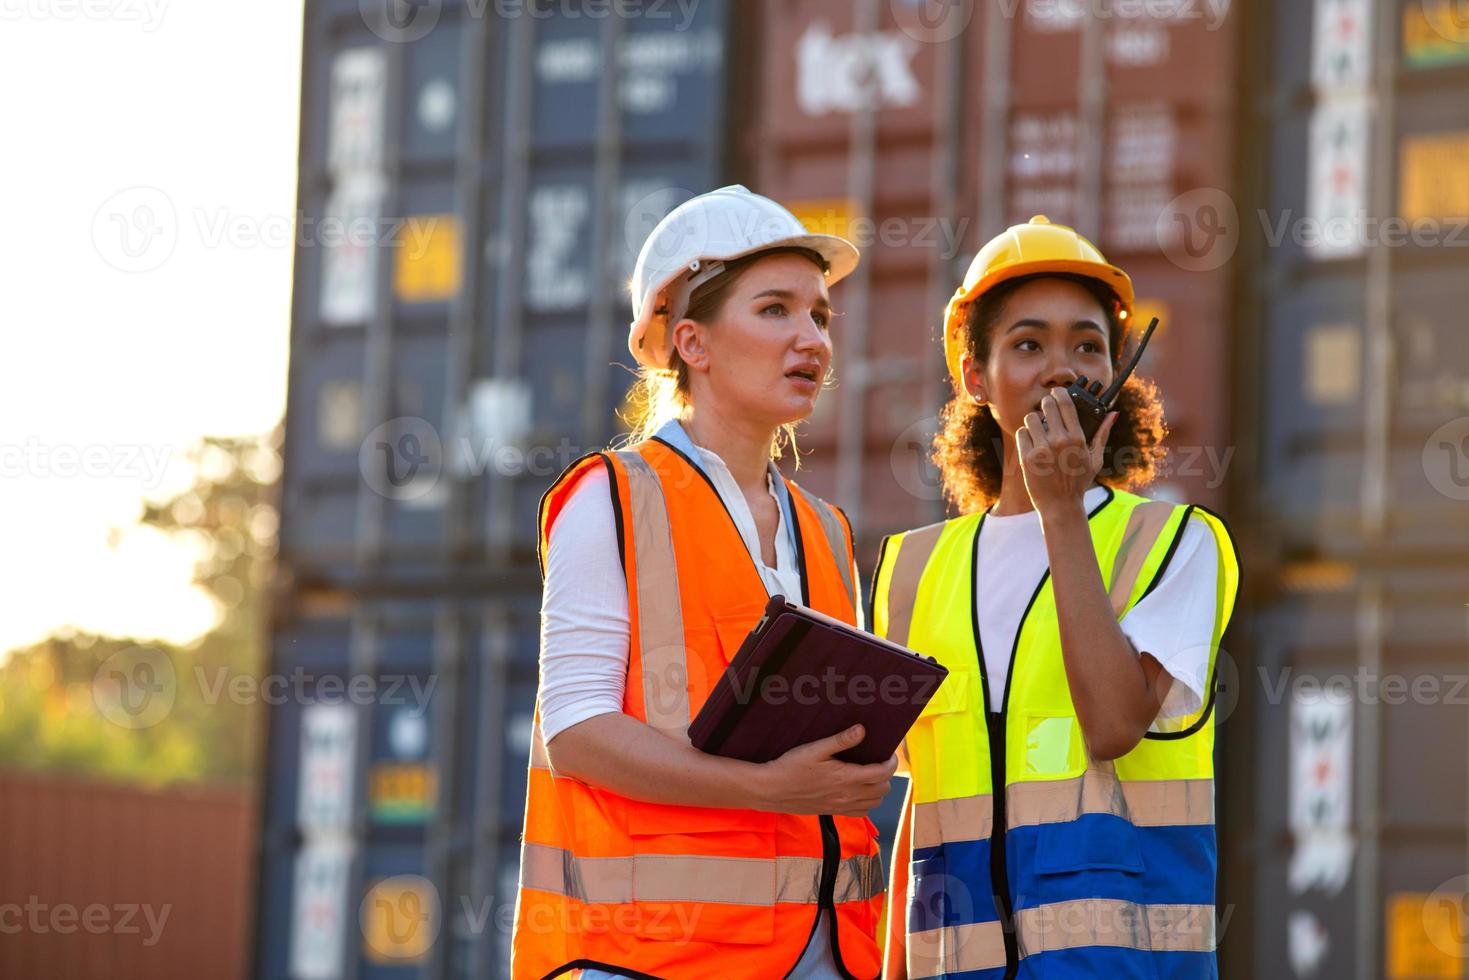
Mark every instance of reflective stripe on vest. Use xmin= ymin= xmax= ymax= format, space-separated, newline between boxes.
xmin=1016 ymin=899 xmax=1216 ymax=956
xmin=618 ymin=449 xmax=692 ymax=741
xmin=514 ymin=442 xmax=883 ymax=980
xmin=908 ymin=920 xmax=1008 ymax=978
xmin=903 ymin=900 xmax=1216 ymax=980
xmin=519 ymin=842 xmax=884 ymax=906
xmin=875 ymin=488 xmax=1240 ymax=978
xmin=790 ymin=483 xmax=857 ymax=610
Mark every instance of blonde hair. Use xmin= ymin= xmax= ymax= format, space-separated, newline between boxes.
xmin=620 ymin=247 xmax=827 ymax=461
xmin=622 ymin=351 xmax=693 ymax=445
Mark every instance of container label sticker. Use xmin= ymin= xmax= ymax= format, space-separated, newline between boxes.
xmin=320 ymin=179 xmax=384 ymax=326
xmin=1287 ymin=686 xmax=1353 ymax=896
xmin=1305 ymin=323 xmax=1361 ymax=406
xmin=785 ymin=198 xmax=862 ymax=243
xmin=1106 ymin=106 xmax=1179 ymax=252
xmin=536 ymin=28 xmax=724 ymax=117
xmin=1106 ymin=21 xmax=1172 ymax=69
xmin=1400 ymin=132 xmax=1469 ymax=222
xmin=457 ymin=378 xmax=533 ymax=478
xmin=370 ymin=706 xmax=434 ymax=823
xmin=290 ymin=838 xmax=353 ymax=980
xmin=392 ymin=212 xmax=461 ymax=303
xmin=1288 ymin=909 xmax=1329 ymax=977
xmin=416 ymin=77 xmax=457 ymax=135
xmin=328 ymin=47 xmax=387 ymax=177
xmin=1404 ymin=1 xmax=1469 ymax=69
xmin=795 ymin=22 xmax=921 ymax=116
xmin=1306 ymin=96 xmax=1370 ymax=260
xmin=369 ymin=762 xmax=436 ymax=823
xmin=1311 ymin=0 xmax=1373 ymax=91
xmin=526 ymin=185 xmax=592 ymax=312
xmin=1386 ymin=892 xmax=1466 ymax=979
xmin=1009 ymin=111 xmax=1081 ymax=229
xmin=317 ymin=380 xmax=364 ymax=453
xmin=620 ymin=29 xmax=725 ymax=115
xmin=298 ymin=703 xmax=357 ymax=833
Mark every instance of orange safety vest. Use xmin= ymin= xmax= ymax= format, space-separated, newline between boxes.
xmin=511 ymin=436 xmax=885 ymax=980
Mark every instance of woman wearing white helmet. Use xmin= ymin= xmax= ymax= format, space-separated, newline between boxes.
xmin=511 ymin=185 xmax=892 ymax=980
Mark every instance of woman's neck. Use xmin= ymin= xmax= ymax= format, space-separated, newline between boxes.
xmin=989 ymin=445 xmax=1037 ymax=516
xmin=681 ymin=409 xmax=777 ymax=494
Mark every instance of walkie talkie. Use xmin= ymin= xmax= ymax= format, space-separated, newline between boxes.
xmin=1067 ymin=316 xmax=1160 ymax=443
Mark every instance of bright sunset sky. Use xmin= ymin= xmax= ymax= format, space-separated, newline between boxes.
xmin=0 ymin=1 xmax=304 ymax=656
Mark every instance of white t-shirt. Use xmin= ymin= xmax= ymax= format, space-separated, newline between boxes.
xmin=975 ymin=485 xmax=1218 ymax=723
xmin=537 ymin=447 xmax=858 ymax=744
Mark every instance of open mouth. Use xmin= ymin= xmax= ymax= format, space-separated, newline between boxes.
xmin=786 ymin=366 xmax=820 ymax=383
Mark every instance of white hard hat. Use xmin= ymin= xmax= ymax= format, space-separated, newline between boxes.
xmin=627 ymin=185 xmax=860 ymax=370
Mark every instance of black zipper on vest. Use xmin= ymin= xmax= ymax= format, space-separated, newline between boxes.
xmin=789 ymin=492 xmax=864 ymax=979
xmin=760 ymin=470 xmax=856 ymax=979
xmin=821 ymin=812 xmax=869 ymax=980
xmin=782 ymin=812 xmax=856 ymax=980
xmin=967 ymin=517 xmax=1020 ymax=976
xmin=978 ymin=489 xmax=1117 ymax=977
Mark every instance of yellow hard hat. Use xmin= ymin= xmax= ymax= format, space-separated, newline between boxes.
xmin=942 ymin=215 xmax=1134 ymax=384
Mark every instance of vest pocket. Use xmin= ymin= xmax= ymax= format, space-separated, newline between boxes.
xmin=1025 ymin=819 xmax=1159 ymax=979
xmin=920 ymin=665 xmax=978 ymax=718
xmin=907 ymin=853 xmax=951 ymax=932
xmin=625 ymin=806 xmax=778 ymax=944
xmin=1032 ymin=816 xmax=1145 ymax=875
xmin=713 ymin=612 xmax=765 ymax=665
xmin=1022 ymin=715 xmax=1090 ymax=779
xmin=1024 ymin=821 xmax=1152 ymax=972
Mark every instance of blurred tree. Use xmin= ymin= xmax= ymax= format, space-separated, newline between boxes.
xmin=0 ymin=429 xmax=282 ymax=788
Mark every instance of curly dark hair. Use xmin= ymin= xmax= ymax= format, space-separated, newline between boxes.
xmin=932 ymin=272 xmax=1168 ymax=514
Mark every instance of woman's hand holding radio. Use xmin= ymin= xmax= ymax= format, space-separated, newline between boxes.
xmin=1016 ymin=387 xmax=1117 ymax=520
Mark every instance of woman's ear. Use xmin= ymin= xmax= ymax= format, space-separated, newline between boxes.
xmin=960 ymin=354 xmax=986 ymax=405
xmin=671 ymin=317 xmax=709 ymax=373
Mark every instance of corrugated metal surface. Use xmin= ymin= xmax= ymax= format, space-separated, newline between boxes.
xmin=255 ymin=591 xmax=549 ymax=979
xmin=1226 ymin=576 xmax=1469 ymax=978
xmin=1227 ymin=0 xmax=1469 ymax=977
xmin=740 ymin=0 xmax=1242 ymax=567
xmin=262 ymin=2 xmax=732 ymax=976
xmin=279 ymin=1 xmax=733 ymax=588
xmin=0 ymin=770 xmax=254 ymax=980
xmin=742 ymin=0 xmax=960 ymax=552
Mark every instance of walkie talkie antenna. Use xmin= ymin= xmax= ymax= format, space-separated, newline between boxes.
xmin=1099 ymin=316 xmax=1159 ymax=407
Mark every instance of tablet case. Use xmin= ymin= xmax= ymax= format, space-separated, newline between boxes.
xmin=688 ymin=594 xmax=949 ymax=765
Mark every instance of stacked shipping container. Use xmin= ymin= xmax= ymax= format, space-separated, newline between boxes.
xmin=260 ymin=2 xmax=732 ymax=976
xmin=739 ymin=0 xmax=1241 ymax=572
xmin=1226 ymin=1 xmax=1469 ymax=977
xmin=261 ymin=1 xmax=1469 ymax=977
xmin=264 ymin=1 xmax=1250 ymax=976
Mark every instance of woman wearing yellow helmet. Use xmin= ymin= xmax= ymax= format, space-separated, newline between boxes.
xmin=874 ymin=217 xmax=1239 ymax=979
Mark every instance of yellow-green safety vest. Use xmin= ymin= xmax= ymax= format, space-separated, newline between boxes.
xmin=872 ymin=487 xmax=1239 ymax=979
